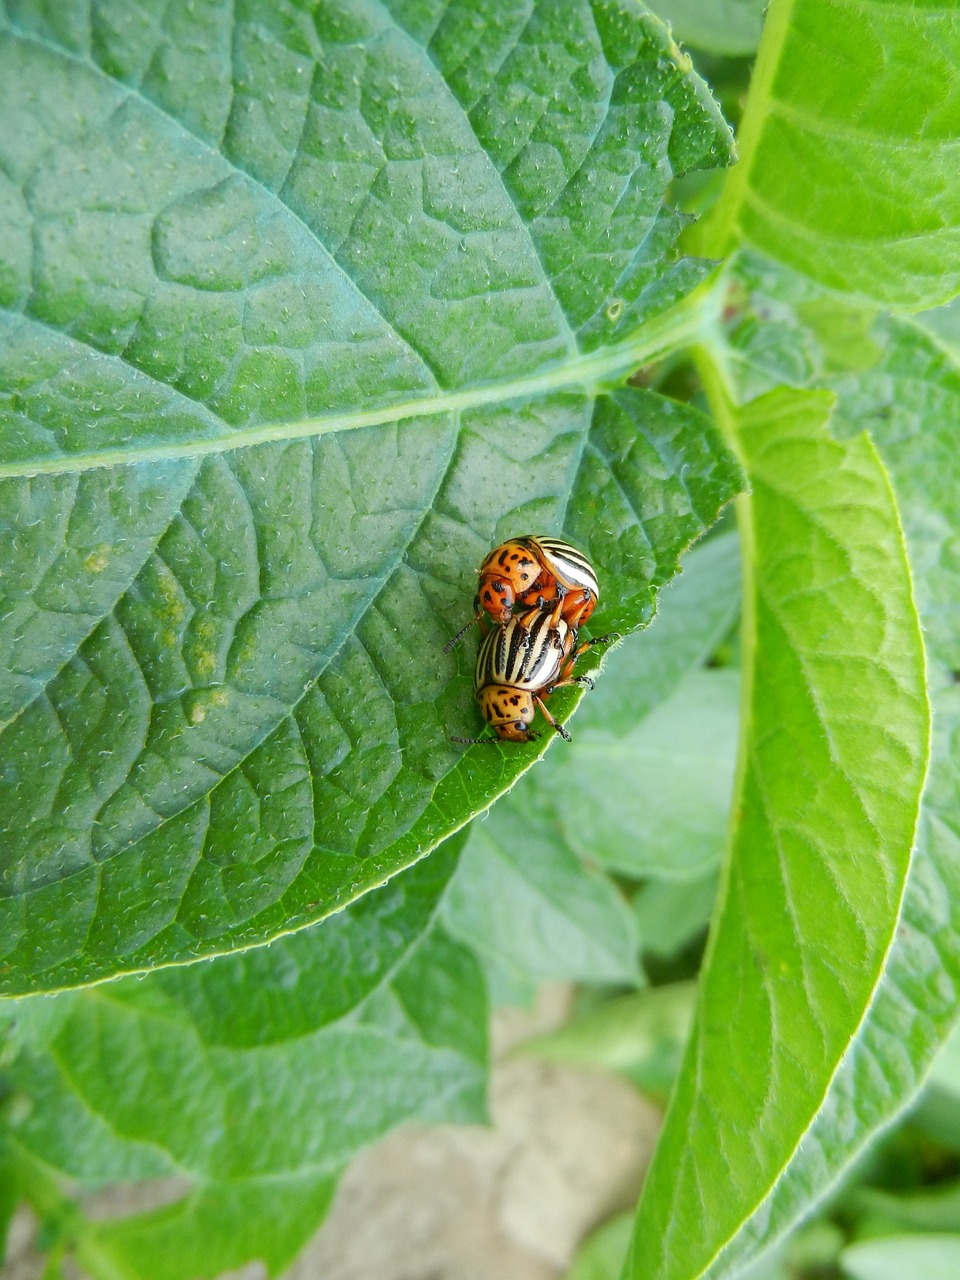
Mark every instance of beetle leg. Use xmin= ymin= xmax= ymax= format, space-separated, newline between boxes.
xmin=544 ymin=595 xmax=565 ymax=647
xmin=564 ymin=630 xmax=620 ymax=666
xmin=534 ymin=695 xmax=572 ymax=742
xmin=578 ymin=631 xmax=621 ymax=654
xmin=544 ymin=674 xmax=591 ymax=695
xmin=563 ymin=590 xmax=595 ymax=631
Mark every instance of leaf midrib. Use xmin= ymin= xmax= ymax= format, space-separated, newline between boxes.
xmin=0 ymin=302 xmax=713 ymax=477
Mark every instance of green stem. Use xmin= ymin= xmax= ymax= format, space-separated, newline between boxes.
xmin=699 ymin=0 xmax=797 ymax=258
xmin=8 ymin=1142 xmax=130 ymax=1280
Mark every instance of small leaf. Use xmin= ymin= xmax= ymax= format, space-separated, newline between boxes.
xmin=566 ymin=1212 xmax=634 ymax=1280
xmin=648 ymin=0 xmax=766 ymax=56
xmin=847 ymin=1180 xmax=960 ymax=1241
xmin=708 ymin=0 xmax=960 ymax=308
xmin=627 ymin=387 xmax=930 ymax=1280
xmin=840 ymin=1236 xmax=960 ymax=1280
xmin=521 ymin=984 xmax=696 ymax=1099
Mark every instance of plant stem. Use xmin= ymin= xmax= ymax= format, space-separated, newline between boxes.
xmin=698 ymin=0 xmax=797 ymax=259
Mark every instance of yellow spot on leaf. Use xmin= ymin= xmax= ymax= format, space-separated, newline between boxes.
xmin=83 ymin=546 xmax=110 ymax=573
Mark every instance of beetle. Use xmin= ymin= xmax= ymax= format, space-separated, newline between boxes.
xmin=451 ymin=602 xmax=617 ymax=744
xmin=443 ymin=535 xmax=600 ymax=652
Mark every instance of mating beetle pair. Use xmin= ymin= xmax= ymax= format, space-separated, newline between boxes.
xmin=447 ymin=536 xmax=616 ymax=745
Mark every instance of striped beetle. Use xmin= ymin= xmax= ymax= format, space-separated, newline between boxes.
xmin=452 ymin=602 xmax=617 ymax=744
xmin=444 ymin=535 xmax=599 ymax=652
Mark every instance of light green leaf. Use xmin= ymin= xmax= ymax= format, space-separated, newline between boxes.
xmin=634 ymin=868 xmax=719 ymax=961
xmin=926 ymin=1022 xmax=960 ymax=1096
xmin=0 ymin=2 xmax=742 ymax=995
xmin=4 ymin=842 xmax=485 ymax=1278
xmin=581 ymin=528 xmax=740 ymax=733
xmin=85 ymin=1176 xmax=339 ymax=1280
xmin=521 ymin=983 xmax=696 ymax=1099
xmin=626 ymin=387 xmax=930 ymax=1280
xmin=840 ymin=1236 xmax=960 ymax=1280
xmin=707 ymin=0 xmax=960 ymax=308
xmin=698 ymin=319 xmax=960 ymax=1277
xmin=847 ymin=1180 xmax=960 ymax=1241
xmin=442 ymin=798 xmax=640 ymax=1003
xmin=566 ymin=1212 xmax=633 ymax=1280
xmin=909 ymin=1011 xmax=960 ymax=1153
xmin=649 ymin=0 xmax=765 ymax=55
xmin=544 ymin=667 xmax=739 ymax=879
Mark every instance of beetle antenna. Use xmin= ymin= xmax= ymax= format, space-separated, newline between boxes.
xmin=443 ymin=614 xmax=480 ymax=654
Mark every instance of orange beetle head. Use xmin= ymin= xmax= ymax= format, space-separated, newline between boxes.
xmin=476 ymin=575 xmax=515 ymax=624
xmin=476 ymin=541 xmax=544 ymax=622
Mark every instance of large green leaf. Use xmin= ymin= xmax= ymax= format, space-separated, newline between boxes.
xmin=0 ymin=1 xmax=742 ymax=994
xmin=626 ymin=387 xmax=930 ymax=1280
xmin=4 ymin=838 xmax=483 ymax=1279
xmin=706 ymin=0 xmax=960 ymax=309
xmin=696 ymin=318 xmax=960 ymax=1277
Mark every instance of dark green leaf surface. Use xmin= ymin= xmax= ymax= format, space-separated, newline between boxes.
xmin=5 ymin=840 xmax=483 ymax=1278
xmin=700 ymin=320 xmax=960 ymax=1277
xmin=708 ymin=0 xmax=960 ymax=308
xmin=0 ymin=1 xmax=741 ymax=994
xmin=627 ymin=388 xmax=930 ymax=1280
